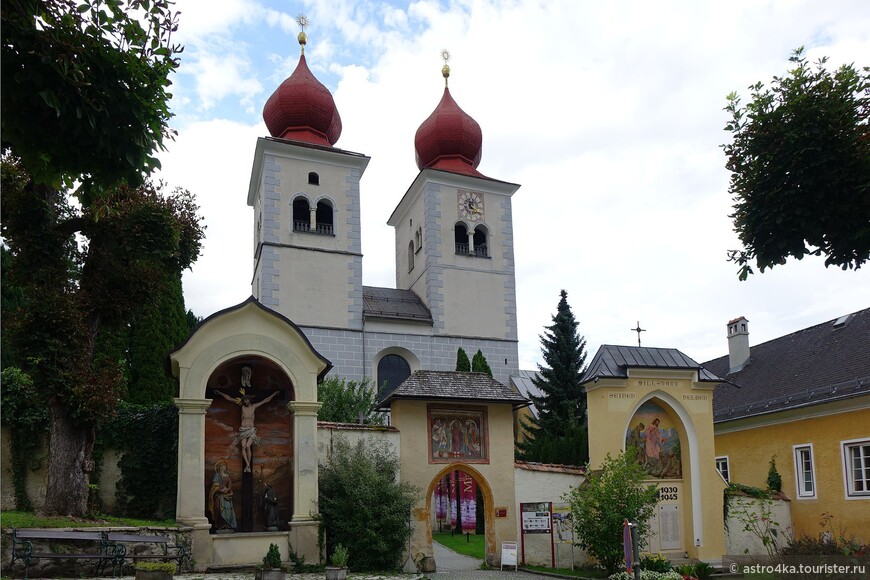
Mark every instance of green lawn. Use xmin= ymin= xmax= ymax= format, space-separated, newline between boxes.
xmin=0 ymin=510 xmax=176 ymax=529
xmin=432 ymin=530 xmax=485 ymax=560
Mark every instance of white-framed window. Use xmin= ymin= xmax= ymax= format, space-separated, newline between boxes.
xmin=793 ymin=444 xmax=816 ymax=499
xmin=715 ymin=456 xmax=730 ymax=482
xmin=841 ymin=438 xmax=870 ymax=499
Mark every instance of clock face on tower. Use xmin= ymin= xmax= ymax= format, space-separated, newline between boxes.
xmin=457 ymin=190 xmax=484 ymax=221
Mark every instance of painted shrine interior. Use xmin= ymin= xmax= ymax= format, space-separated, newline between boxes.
xmin=429 ymin=405 xmax=488 ymax=463
xmin=204 ymin=356 xmax=295 ymax=533
xmin=625 ymin=400 xmax=683 ymax=479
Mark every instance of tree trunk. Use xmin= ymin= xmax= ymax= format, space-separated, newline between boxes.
xmin=42 ymin=398 xmax=93 ymax=516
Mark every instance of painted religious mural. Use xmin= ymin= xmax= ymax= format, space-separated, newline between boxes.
xmin=429 ymin=407 xmax=487 ymax=462
xmin=625 ymin=401 xmax=682 ymax=478
xmin=204 ymin=357 xmax=294 ymax=532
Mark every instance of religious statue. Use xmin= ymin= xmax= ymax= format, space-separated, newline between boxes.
xmin=209 ymin=460 xmax=237 ymax=532
xmin=214 ymin=389 xmax=279 ymax=472
xmin=263 ymin=483 xmax=280 ymax=531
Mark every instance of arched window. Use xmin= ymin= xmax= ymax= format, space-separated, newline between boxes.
xmin=315 ymin=200 xmax=334 ymax=235
xmin=454 ymin=223 xmax=469 ymax=255
xmin=473 ymin=226 xmax=488 ymax=257
xmin=292 ymin=197 xmax=310 ymax=232
xmin=308 ymin=172 xmax=320 ymax=185
xmin=408 ymin=241 xmax=415 ymax=272
xmin=377 ymin=354 xmax=411 ymax=400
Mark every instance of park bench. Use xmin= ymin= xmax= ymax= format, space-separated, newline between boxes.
xmin=105 ymin=531 xmax=187 ymax=573
xmin=9 ymin=528 xmax=123 ymax=579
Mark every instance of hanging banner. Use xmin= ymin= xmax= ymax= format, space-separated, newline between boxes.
xmin=460 ymin=471 xmax=477 ymax=533
xmin=449 ymin=471 xmax=458 ymax=527
xmin=435 ymin=476 xmax=447 ymax=522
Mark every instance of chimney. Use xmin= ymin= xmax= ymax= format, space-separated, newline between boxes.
xmin=727 ymin=316 xmax=750 ymax=373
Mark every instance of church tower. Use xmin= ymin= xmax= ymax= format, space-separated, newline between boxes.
xmin=247 ymin=25 xmax=369 ymax=331
xmin=388 ymin=57 xmax=520 ymax=351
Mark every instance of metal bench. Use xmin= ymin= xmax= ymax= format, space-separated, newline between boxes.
xmin=105 ymin=531 xmax=186 ymax=573
xmin=9 ymin=528 xmax=123 ymax=579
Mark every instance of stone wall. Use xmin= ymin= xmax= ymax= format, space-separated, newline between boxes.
xmin=725 ymin=494 xmax=793 ymax=556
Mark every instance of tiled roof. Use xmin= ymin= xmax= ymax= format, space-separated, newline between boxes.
xmin=363 ymin=286 xmax=432 ymax=323
xmin=704 ymin=308 xmax=870 ymax=423
xmin=579 ymin=345 xmax=722 ymax=385
xmin=515 ymin=461 xmax=586 ymax=476
xmin=376 ymin=370 xmax=530 ymax=409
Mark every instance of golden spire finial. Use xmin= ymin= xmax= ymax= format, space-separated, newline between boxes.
xmin=296 ymin=14 xmax=309 ymax=54
xmin=441 ymin=49 xmax=451 ymax=87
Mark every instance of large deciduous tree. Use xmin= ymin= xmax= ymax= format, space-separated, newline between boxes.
xmin=722 ymin=47 xmax=870 ymax=280
xmin=1 ymin=0 xmax=181 ymax=190
xmin=1 ymin=156 xmax=203 ymax=516
xmin=516 ymin=290 xmax=589 ymax=465
xmin=1 ymin=0 xmax=193 ymax=516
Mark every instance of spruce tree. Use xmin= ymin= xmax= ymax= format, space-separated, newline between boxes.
xmin=456 ymin=348 xmax=471 ymax=372
xmin=517 ymin=289 xmax=588 ymax=465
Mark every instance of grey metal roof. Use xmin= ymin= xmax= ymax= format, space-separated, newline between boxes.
xmin=362 ymin=286 xmax=432 ymax=323
xmin=376 ymin=370 xmax=530 ymax=409
xmin=579 ymin=345 xmax=722 ymax=385
xmin=510 ymin=370 xmax=542 ymax=417
xmin=704 ymin=308 xmax=870 ymax=423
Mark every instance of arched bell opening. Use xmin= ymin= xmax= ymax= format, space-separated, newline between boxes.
xmin=204 ymin=355 xmax=295 ymax=534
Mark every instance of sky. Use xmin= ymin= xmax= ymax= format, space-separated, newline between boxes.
xmin=156 ymin=0 xmax=870 ymax=371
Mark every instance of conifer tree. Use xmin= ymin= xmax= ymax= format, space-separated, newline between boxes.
xmin=456 ymin=348 xmax=471 ymax=372
xmin=517 ymin=290 xmax=588 ymax=465
xmin=471 ymin=349 xmax=493 ymax=377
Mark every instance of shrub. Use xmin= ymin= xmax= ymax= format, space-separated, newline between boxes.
xmin=318 ymin=437 xmax=419 ymax=571
xmin=609 ymin=571 xmax=682 ymax=580
xmin=567 ymin=449 xmax=659 ymax=574
xmin=261 ymin=543 xmax=284 ymax=570
xmin=766 ymin=455 xmax=782 ymax=492
xmin=640 ymin=553 xmax=672 ymax=572
xmin=135 ymin=561 xmax=177 ymax=573
xmin=693 ymin=561 xmax=715 ymax=580
xmin=330 ymin=544 xmax=349 ymax=568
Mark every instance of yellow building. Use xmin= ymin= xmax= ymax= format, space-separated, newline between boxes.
xmin=704 ymin=310 xmax=870 ymax=542
xmin=580 ymin=345 xmax=727 ymax=562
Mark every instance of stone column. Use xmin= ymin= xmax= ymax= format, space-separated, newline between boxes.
xmin=467 ymin=230 xmax=475 ymax=254
xmin=174 ymin=397 xmax=213 ymax=570
xmin=287 ymin=400 xmax=322 ymax=521
xmin=309 ymin=207 xmax=317 ymax=232
xmin=287 ymin=400 xmax=322 ymax=564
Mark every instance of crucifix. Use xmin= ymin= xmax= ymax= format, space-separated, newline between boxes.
xmin=631 ymin=321 xmax=646 ymax=347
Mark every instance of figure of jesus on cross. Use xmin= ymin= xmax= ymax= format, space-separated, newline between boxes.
xmin=214 ymin=389 xmax=279 ymax=472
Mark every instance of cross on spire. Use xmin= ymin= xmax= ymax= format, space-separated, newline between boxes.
xmin=630 ymin=321 xmax=646 ymax=347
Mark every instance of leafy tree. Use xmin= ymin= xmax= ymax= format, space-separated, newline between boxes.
xmin=723 ymin=47 xmax=870 ymax=280
xmin=1 ymin=154 xmax=204 ymax=516
xmin=517 ymin=290 xmax=588 ymax=464
xmin=1 ymin=246 xmax=26 ymax=369
xmin=319 ymin=437 xmax=419 ymax=571
xmin=1 ymin=0 xmax=182 ymax=191
xmin=455 ymin=347 xmax=471 ymax=372
xmin=566 ymin=450 xmax=659 ymax=574
xmin=317 ymin=376 xmax=385 ymax=425
xmin=471 ymin=349 xmax=493 ymax=376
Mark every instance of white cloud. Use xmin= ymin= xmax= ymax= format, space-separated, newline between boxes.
xmin=160 ymin=0 xmax=870 ymax=371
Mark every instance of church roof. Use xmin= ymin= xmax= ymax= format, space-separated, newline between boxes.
xmin=363 ymin=286 xmax=432 ymax=323
xmin=704 ymin=308 xmax=870 ymax=423
xmin=262 ymin=35 xmax=341 ymax=146
xmin=376 ymin=370 xmax=530 ymax=409
xmin=579 ymin=345 xmax=722 ymax=385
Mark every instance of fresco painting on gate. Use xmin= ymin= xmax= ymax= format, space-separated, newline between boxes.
xmin=625 ymin=401 xmax=682 ymax=478
xmin=429 ymin=407 xmax=487 ymax=462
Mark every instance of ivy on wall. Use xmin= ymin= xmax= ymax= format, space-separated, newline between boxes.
xmin=101 ymin=402 xmax=179 ymax=519
xmin=0 ymin=367 xmax=49 ymax=511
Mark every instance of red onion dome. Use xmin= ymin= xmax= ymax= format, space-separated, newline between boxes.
xmin=262 ymin=53 xmax=342 ymax=146
xmin=414 ymin=87 xmax=483 ymax=177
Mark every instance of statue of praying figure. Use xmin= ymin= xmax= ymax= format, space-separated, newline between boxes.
xmin=214 ymin=389 xmax=279 ymax=472
xmin=263 ymin=483 xmax=280 ymax=531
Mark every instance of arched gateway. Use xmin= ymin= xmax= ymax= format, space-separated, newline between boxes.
xmin=168 ymin=297 xmax=331 ymax=568
xmin=376 ymin=370 xmax=529 ymax=571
